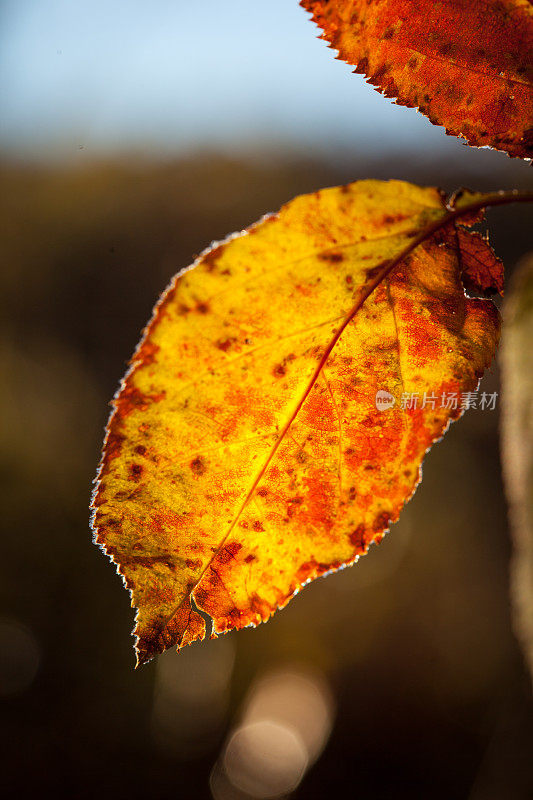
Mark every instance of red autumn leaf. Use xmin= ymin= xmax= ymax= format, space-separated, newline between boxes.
xmin=301 ymin=0 xmax=533 ymax=159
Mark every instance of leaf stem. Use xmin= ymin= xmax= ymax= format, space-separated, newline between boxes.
xmin=446 ymin=189 xmax=533 ymax=213
xmin=359 ymin=189 xmax=533 ymax=307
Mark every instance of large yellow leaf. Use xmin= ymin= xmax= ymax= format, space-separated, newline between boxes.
xmin=300 ymin=0 xmax=533 ymax=159
xmin=91 ymin=180 xmax=503 ymax=665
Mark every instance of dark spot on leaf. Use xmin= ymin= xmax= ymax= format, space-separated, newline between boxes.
xmin=120 ymin=386 xmax=166 ymax=417
xmin=104 ymin=431 xmax=125 ymax=463
xmin=374 ymin=511 xmax=391 ymax=532
xmin=140 ymin=341 xmax=159 ymax=366
xmin=349 ymin=525 xmax=366 ymax=550
xmin=439 ymin=42 xmax=456 ymax=56
xmin=309 ymin=345 xmax=324 ymax=361
xmin=318 ymin=251 xmax=344 ymax=263
xmin=203 ymin=244 xmax=225 ymax=272
xmin=190 ymin=457 xmax=206 ymax=475
xmin=217 ymin=337 xmax=236 ymax=352
xmin=129 ymin=463 xmax=143 ymax=481
xmin=366 ymin=261 xmax=390 ymax=281
xmin=218 ymin=542 xmax=242 ymax=564
xmin=383 ymin=213 xmax=407 ymax=225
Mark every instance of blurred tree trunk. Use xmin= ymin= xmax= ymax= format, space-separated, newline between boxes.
xmin=501 ymin=256 xmax=533 ymax=683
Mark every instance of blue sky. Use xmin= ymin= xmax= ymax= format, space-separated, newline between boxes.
xmin=1 ymin=0 xmax=470 ymax=161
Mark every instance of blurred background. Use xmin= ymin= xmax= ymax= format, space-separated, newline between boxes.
xmin=1 ymin=1 xmax=533 ymax=798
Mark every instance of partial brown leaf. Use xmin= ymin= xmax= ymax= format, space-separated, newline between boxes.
xmin=436 ymin=225 xmax=505 ymax=297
